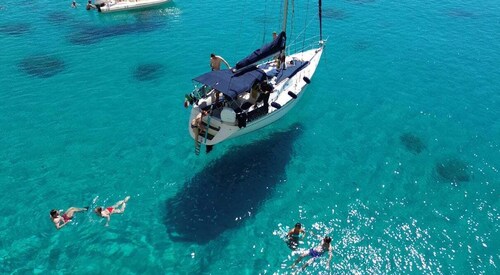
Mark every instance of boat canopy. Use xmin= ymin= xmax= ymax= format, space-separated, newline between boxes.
xmin=193 ymin=31 xmax=287 ymax=99
xmin=234 ymin=31 xmax=287 ymax=70
xmin=193 ymin=68 xmax=267 ymax=98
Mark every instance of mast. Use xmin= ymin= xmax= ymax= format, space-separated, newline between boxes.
xmin=278 ymin=0 xmax=289 ymax=68
xmin=281 ymin=0 xmax=289 ymax=33
xmin=319 ymin=0 xmax=323 ymax=41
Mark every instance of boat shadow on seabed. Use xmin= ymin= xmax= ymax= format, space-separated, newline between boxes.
xmin=67 ymin=20 xmax=165 ymax=45
xmin=164 ymin=123 xmax=303 ymax=244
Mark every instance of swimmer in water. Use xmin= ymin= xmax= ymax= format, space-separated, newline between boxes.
xmin=50 ymin=206 xmax=89 ymax=230
xmin=94 ymin=196 xmax=130 ymax=226
xmin=287 ymin=222 xmax=306 ymax=250
xmin=291 ymin=236 xmax=333 ymax=272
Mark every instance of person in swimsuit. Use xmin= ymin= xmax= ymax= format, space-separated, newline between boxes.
xmin=210 ymin=53 xmax=230 ymax=71
xmin=86 ymin=0 xmax=95 ymax=10
xmin=94 ymin=196 xmax=130 ymax=226
xmin=291 ymin=236 xmax=333 ymax=272
xmin=50 ymin=206 xmax=88 ymax=230
xmin=287 ymin=222 xmax=306 ymax=250
xmin=191 ymin=110 xmax=208 ymax=146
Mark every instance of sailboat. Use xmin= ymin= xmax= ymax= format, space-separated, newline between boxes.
xmin=186 ymin=0 xmax=325 ymax=154
xmin=91 ymin=0 xmax=169 ymax=13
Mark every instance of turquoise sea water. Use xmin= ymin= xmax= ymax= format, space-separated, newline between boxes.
xmin=1 ymin=0 xmax=499 ymax=273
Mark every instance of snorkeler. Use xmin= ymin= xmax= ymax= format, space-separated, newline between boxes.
xmin=291 ymin=236 xmax=333 ymax=272
xmin=94 ymin=196 xmax=130 ymax=226
xmin=50 ymin=206 xmax=89 ymax=230
xmin=287 ymin=222 xmax=306 ymax=249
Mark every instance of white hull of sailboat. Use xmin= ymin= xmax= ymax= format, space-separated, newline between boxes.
xmin=97 ymin=0 xmax=168 ymax=13
xmin=189 ymin=45 xmax=324 ymax=146
xmin=225 ymin=87 xmax=303 ymax=139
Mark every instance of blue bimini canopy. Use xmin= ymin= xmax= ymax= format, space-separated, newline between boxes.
xmin=193 ymin=68 xmax=267 ymax=98
xmin=234 ymin=31 xmax=287 ymax=70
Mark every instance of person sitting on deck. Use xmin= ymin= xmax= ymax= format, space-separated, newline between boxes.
xmin=250 ymin=83 xmax=261 ymax=103
xmin=254 ymin=81 xmax=273 ymax=108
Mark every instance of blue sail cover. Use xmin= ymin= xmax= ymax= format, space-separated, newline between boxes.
xmin=193 ymin=68 xmax=267 ymax=98
xmin=234 ymin=31 xmax=287 ymax=70
xmin=275 ymin=60 xmax=310 ymax=83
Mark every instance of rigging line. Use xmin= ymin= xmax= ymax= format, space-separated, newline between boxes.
xmin=262 ymin=0 xmax=268 ymax=44
xmin=237 ymin=0 xmax=248 ymax=57
xmin=290 ymin=19 xmax=314 ymax=44
xmin=303 ymin=0 xmax=310 ymax=51
xmin=288 ymin=18 xmax=316 ymax=47
xmin=290 ymin=0 xmax=295 ymax=56
xmin=319 ymin=0 xmax=323 ymax=41
xmin=279 ymin=0 xmax=283 ymax=32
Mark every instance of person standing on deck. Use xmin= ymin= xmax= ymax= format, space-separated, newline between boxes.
xmin=210 ymin=53 xmax=230 ymax=71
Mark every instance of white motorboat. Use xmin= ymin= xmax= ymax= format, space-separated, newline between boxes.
xmin=185 ymin=0 xmax=326 ymax=154
xmin=92 ymin=0 xmax=168 ymax=13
